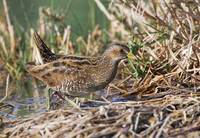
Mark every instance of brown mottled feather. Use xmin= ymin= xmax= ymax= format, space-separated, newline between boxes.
xmin=27 ymin=58 xmax=102 ymax=96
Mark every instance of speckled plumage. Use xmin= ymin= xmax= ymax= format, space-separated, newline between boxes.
xmin=26 ymin=32 xmax=129 ymax=96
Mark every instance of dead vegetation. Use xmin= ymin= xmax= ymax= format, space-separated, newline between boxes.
xmin=0 ymin=0 xmax=200 ymax=137
xmin=1 ymin=92 xmax=200 ymax=137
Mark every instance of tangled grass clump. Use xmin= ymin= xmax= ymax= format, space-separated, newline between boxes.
xmin=1 ymin=0 xmax=200 ymax=137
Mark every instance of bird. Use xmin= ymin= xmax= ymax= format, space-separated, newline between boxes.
xmin=26 ymin=32 xmax=130 ymax=97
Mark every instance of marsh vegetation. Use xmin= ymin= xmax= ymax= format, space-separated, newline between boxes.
xmin=0 ymin=0 xmax=200 ymax=137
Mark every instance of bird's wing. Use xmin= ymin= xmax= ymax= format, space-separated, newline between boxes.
xmin=59 ymin=55 xmax=100 ymax=66
xmin=26 ymin=58 xmax=97 ymax=87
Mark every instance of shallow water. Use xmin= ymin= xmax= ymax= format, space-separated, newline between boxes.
xmin=0 ymin=83 xmax=130 ymax=120
xmin=0 ymin=96 xmax=47 ymax=119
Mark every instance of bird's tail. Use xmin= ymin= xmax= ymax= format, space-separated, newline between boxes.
xmin=33 ymin=32 xmax=58 ymax=63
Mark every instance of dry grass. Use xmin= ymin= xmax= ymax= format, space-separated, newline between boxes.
xmin=1 ymin=92 xmax=200 ymax=137
xmin=0 ymin=0 xmax=200 ymax=137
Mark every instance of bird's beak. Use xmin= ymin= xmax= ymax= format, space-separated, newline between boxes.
xmin=127 ymin=52 xmax=134 ymax=59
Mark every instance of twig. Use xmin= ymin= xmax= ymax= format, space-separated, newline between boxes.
xmin=169 ymin=125 xmax=200 ymax=137
xmin=134 ymin=112 xmax=140 ymax=131
xmin=155 ymin=115 xmax=170 ymax=138
xmin=0 ymin=75 xmax=10 ymax=103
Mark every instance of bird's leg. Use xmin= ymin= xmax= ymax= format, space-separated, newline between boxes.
xmin=48 ymin=91 xmax=66 ymax=110
xmin=47 ymin=88 xmax=52 ymax=110
xmin=51 ymin=91 xmax=65 ymax=101
xmin=46 ymin=89 xmax=63 ymax=110
xmin=47 ymin=88 xmax=80 ymax=110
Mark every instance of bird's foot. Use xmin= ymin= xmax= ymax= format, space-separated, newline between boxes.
xmin=46 ymin=89 xmax=65 ymax=110
xmin=46 ymin=89 xmax=81 ymax=110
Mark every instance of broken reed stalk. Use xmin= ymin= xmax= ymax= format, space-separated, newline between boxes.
xmin=94 ymin=0 xmax=114 ymax=21
xmin=0 ymin=75 xmax=10 ymax=103
xmin=3 ymin=0 xmax=15 ymax=56
xmin=62 ymin=26 xmax=71 ymax=55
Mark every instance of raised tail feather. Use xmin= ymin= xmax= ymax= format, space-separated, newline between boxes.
xmin=33 ymin=32 xmax=59 ymax=63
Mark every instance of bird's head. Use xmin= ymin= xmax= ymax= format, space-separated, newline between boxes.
xmin=103 ymin=43 xmax=130 ymax=63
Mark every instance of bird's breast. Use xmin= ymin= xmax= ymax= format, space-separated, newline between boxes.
xmin=88 ymin=61 xmax=118 ymax=90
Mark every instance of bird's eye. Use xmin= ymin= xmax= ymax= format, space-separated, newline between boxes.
xmin=120 ymin=49 xmax=124 ymax=53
